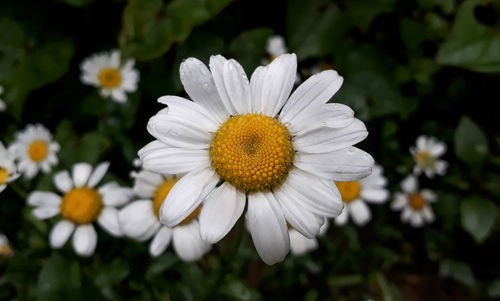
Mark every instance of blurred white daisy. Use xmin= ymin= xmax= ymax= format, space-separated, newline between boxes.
xmin=391 ymin=175 xmax=436 ymax=227
xmin=263 ymin=35 xmax=301 ymax=84
xmin=0 ymin=86 xmax=6 ymax=112
xmin=289 ymin=219 xmax=329 ymax=256
xmin=139 ymin=53 xmax=373 ymax=264
xmin=0 ymin=234 xmax=13 ymax=257
xmin=80 ymin=49 xmax=139 ymax=103
xmin=334 ymin=165 xmax=389 ymax=226
xmin=27 ymin=162 xmax=133 ymax=257
xmin=8 ymin=124 xmax=59 ymax=179
xmin=410 ymin=135 xmax=447 ymax=178
xmin=0 ymin=141 xmax=19 ymax=193
xmin=119 ymin=170 xmax=211 ymax=261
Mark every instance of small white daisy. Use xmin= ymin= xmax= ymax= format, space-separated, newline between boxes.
xmin=8 ymin=124 xmax=60 ymax=179
xmin=0 ymin=86 xmax=6 ymax=112
xmin=119 ymin=170 xmax=211 ymax=262
xmin=334 ymin=165 xmax=389 ymax=226
xmin=391 ymin=175 xmax=436 ymax=227
xmin=0 ymin=234 xmax=13 ymax=257
xmin=266 ymin=35 xmax=288 ymax=61
xmin=0 ymin=141 xmax=19 ymax=193
xmin=80 ymin=49 xmax=139 ymax=103
xmin=27 ymin=162 xmax=133 ymax=257
xmin=289 ymin=219 xmax=329 ymax=256
xmin=139 ymin=53 xmax=373 ymax=264
xmin=410 ymin=135 xmax=448 ymax=178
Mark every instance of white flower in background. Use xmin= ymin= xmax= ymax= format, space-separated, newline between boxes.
xmin=266 ymin=35 xmax=288 ymax=61
xmin=0 ymin=86 xmax=6 ymax=112
xmin=119 ymin=170 xmax=211 ymax=261
xmin=8 ymin=124 xmax=59 ymax=179
xmin=139 ymin=53 xmax=373 ymax=264
xmin=289 ymin=219 xmax=329 ymax=256
xmin=0 ymin=234 xmax=13 ymax=257
xmin=0 ymin=141 xmax=19 ymax=193
xmin=334 ymin=165 xmax=389 ymax=226
xmin=391 ymin=175 xmax=436 ymax=227
xmin=410 ymin=135 xmax=447 ymax=178
xmin=27 ymin=162 xmax=133 ymax=257
xmin=80 ymin=49 xmax=139 ymax=103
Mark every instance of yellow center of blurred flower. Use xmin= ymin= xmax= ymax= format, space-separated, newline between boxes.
xmin=415 ymin=150 xmax=435 ymax=168
xmin=210 ymin=114 xmax=295 ymax=193
xmin=60 ymin=187 xmax=103 ymax=224
xmin=0 ymin=245 xmax=13 ymax=257
xmin=336 ymin=181 xmax=361 ymax=203
xmin=409 ymin=193 xmax=425 ymax=210
xmin=269 ymin=55 xmax=278 ymax=61
xmin=27 ymin=140 xmax=48 ymax=162
xmin=153 ymin=178 xmax=201 ymax=225
xmin=98 ymin=68 xmax=122 ymax=89
xmin=0 ymin=167 xmax=8 ymax=184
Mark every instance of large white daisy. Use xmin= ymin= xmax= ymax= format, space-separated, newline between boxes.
xmin=410 ymin=135 xmax=447 ymax=178
xmin=139 ymin=53 xmax=373 ymax=264
xmin=391 ymin=175 xmax=436 ymax=228
xmin=119 ymin=169 xmax=211 ymax=262
xmin=8 ymin=124 xmax=59 ymax=179
xmin=27 ymin=162 xmax=133 ymax=257
xmin=0 ymin=86 xmax=6 ymax=112
xmin=289 ymin=219 xmax=329 ymax=256
xmin=0 ymin=141 xmax=19 ymax=193
xmin=80 ymin=49 xmax=139 ymax=103
xmin=334 ymin=165 xmax=389 ymax=226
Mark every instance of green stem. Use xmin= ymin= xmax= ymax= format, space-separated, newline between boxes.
xmin=9 ymin=182 xmax=28 ymax=199
xmin=376 ymin=272 xmax=393 ymax=301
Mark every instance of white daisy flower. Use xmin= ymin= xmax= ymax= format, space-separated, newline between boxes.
xmin=0 ymin=86 xmax=6 ymax=112
xmin=139 ymin=53 xmax=374 ymax=264
xmin=0 ymin=234 xmax=13 ymax=257
xmin=0 ymin=141 xmax=19 ymax=193
xmin=80 ymin=49 xmax=139 ymax=103
xmin=391 ymin=175 xmax=436 ymax=228
xmin=289 ymin=219 xmax=329 ymax=256
xmin=266 ymin=35 xmax=288 ymax=61
xmin=27 ymin=162 xmax=133 ymax=257
xmin=119 ymin=170 xmax=211 ymax=262
xmin=410 ymin=135 xmax=448 ymax=178
xmin=8 ymin=124 xmax=60 ymax=179
xmin=334 ymin=165 xmax=389 ymax=226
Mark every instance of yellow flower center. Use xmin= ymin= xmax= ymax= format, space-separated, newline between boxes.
xmin=98 ymin=68 xmax=122 ymax=89
xmin=409 ymin=193 xmax=425 ymax=210
xmin=0 ymin=167 xmax=8 ymax=184
xmin=27 ymin=140 xmax=48 ymax=162
xmin=153 ymin=178 xmax=201 ymax=225
xmin=269 ymin=55 xmax=278 ymax=62
xmin=0 ymin=245 xmax=13 ymax=257
xmin=415 ymin=150 xmax=435 ymax=168
xmin=60 ymin=187 xmax=103 ymax=224
xmin=336 ymin=181 xmax=361 ymax=203
xmin=210 ymin=114 xmax=295 ymax=193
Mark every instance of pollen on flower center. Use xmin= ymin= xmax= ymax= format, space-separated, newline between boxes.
xmin=336 ymin=181 xmax=361 ymax=203
xmin=98 ymin=68 xmax=122 ymax=89
xmin=60 ymin=187 xmax=103 ymax=224
xmin=0 ymin=167 xmax=8 ymax=184
xmin=153 ymin=178 xmax=201 ymax=225
xmin=409 ymin=193 xmax=425 ymax=210
xmin=209 ymin=114 xmax=295 ymax=193
xmin=27 ymin=140 xmax=48 ymax=162
xmin=415 ymin=150 xmax=435 ymax=168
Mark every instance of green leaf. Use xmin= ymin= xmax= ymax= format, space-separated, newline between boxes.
xmin=55 ymin=0 xmax=94 ymax=7
xmin=439 ymin=260 xmax=475 ymax=287
xmin=460 ymin=197 xmax=496 ymax=244
xmin=454 ymin=116 xmax=489 ymax=166
xmin=37 ymin=254 xmax=82 ymax=301
xmin=119 ymin=0 xmax=234 ymax=60
xmin=436 ymin=0 xmax=500 ymax=72
xmin=488 ymin=279 xmax=500 ymax=297
xmin=229 ymin=28 xmax=273 ymax=72
xmin=219 ymin=275 xmax=261 ymax=301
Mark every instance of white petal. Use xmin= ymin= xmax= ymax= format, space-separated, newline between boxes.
xmin=284 ymin=103 xmax=354 ymax=135
xmin=294 ymin=147 xmax=374 ymax=181
xmin=430 ymin=142 xmax=447 ymax=157
xmin=391 ymin=193 xmax=407 ymax=211
xmin=410 ymin=212 xmax=424 ymax=227
xmin=87 ymin=162 xmax=110 ymax=188
xmin=435 ymin=160 xmax=448 ymax=175
xmin=111 ymin=89 xmax=127 ymax=103
xmin=72 ymin=163 xmax=93 ymax=187
xmin=130 ymin=169 xmax=163 ymax=199
xmin=72 ymin=224 xmax=98 ymax=257
xmin=53 ymin=171 xmax=73 ymax=193
xmin=199 ymin=182 xmax=246 ymax=243
xmin=246 ymin=192 xmax=289 ymax=265
xmin=401 ymin=175 xmax=418 ymax=193
xmin=289 ymin=229 xmax=318 ymax=256
xmin=27 ymin=191 xmax=62 ymax=207
xmin=421 ymin=189 xmax=437 ymax=203
xmin=160 ymin=167 xmax=219 ymax=227
xmin=50 ymin=220 xmax=75 ymax=248
xmin=421 ymin=205 xmax=435 ymax=222
xmin=119 ymin=200 xmax=160 ymax=241
xmin=334 ymin=208 xmax=349 ymax=225
xmin=401 ymin=207 xmax=413 ymax=222
xmin=416 ymin=135 xmax=427 ymax=150
xmin=99 ymin=182 xmax=133 ymax=207
xmin=249 ymin=66 xmax=267 ymax=113
xmin=33 ymin=206 xmax=60 ymax=220
xmin=172 ymin=220 xmax=211 ymax=262
xmin=348 ymin=200 xmax=371 ymax=226
xmin=97 ymin=207 xmax=123 ymax=237
xmin=361 ymin=188 xmax=389 ymax=204
xmin=280 ymin=70 xmax=344 ymax=124
xmin=149 ymin=226 xmax=173 ymax=257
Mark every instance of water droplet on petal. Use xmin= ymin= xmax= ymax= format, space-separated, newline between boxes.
xmin=347 ymin=147 xmax=356 ymax=154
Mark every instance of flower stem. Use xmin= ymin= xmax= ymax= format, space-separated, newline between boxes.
xmin=9 ymin=182 xmax=28 ymax=200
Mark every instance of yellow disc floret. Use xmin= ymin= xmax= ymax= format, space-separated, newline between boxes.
xmin=98 ymin=68 xmax=122 ymax=89
xmin=27 ymin=140 xmax=48 ymax=162
xmin=60 ymin=187 xmax=103 ymax=224
xmin=0 ymin=167 xmax=8 ymax=184
xmin=210 ymin=114 xmax=295 ymax=193
xmin=336 ymin=181 xmax=361 ymax=203
xmin=409 ymin=193 xmax=425 ymax=210
xmin=415 ymin=150 xmax=435 ymax=169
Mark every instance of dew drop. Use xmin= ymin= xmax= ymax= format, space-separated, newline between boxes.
xmin=347 ymin=147 xmax=356 ymax=154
